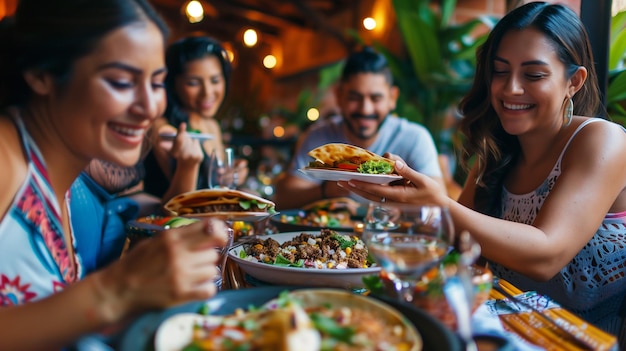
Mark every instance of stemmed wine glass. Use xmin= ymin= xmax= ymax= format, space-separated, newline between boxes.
xmin=363 ymin=202 xmax=455 ymax=302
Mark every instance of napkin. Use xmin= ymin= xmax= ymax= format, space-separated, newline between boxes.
xmin=472 ymin=302 xmax=546 ymax=351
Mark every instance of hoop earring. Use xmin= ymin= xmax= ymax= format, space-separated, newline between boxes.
xmin=563 ymin=98 xmax=573 ymax=127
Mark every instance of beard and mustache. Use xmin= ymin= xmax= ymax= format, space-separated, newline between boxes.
xmin=344 ymin=112 xmax=387 ymax=140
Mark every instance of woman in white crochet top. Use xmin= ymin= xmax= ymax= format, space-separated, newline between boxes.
xmin=342 ymin=1 xmax=626 ymax=345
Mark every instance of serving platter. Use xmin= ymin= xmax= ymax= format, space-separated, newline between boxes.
xmin=228 ymin=231 xmax=379 ymax=289
xmin=299 ymin=167 xmax=402 ymax=184
xmin=118 ymin=286 xmax=462 ymax=351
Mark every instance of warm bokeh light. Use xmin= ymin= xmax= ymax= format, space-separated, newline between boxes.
xmin=185 ymin=0 xmax=204 ymax=23
xmin=363 ymin=17 xmax=376 ymax=30
xmin=226 ymin=49 xmax=235 ymax=62
xmin=243 ymin=28 xmax=258 ymax=47
xmin=263 ymin=54 xmax=277 ymax=69
xmin=273 ymin=126 xmax=285 ymax=138
xmin=307 ymin=108 xmax=320 ymax=121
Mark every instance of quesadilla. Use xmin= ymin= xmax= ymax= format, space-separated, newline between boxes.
xmin=164 ymin=188 xmax=276 ymax=216
xmin=307 ymin=143 xmax=395 ymax=174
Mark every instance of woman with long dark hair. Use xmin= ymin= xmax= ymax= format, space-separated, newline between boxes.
xmin=343 ymin=2 xmax=626 ymax=343
xmin=0 ymin=1 xmax=228 ymax=349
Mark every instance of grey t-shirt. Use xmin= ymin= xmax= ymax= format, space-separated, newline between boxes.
xmin=289 ymin=115 xmax=442 ymax=184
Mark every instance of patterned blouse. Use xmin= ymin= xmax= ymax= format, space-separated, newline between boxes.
xmin=0 ymin=113 xmax=83 ymax=306
xmin=490 ymin=118 xmax=626 ymax=341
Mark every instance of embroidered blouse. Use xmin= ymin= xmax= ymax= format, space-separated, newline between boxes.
xmin=0 ymin=113 xmax=83 ymax=305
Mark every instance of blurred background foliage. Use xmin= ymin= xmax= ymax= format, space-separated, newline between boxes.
xmin=607 ymin=9 xmax=626 ymax=126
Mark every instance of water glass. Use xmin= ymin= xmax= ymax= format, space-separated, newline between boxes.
xmin=209 ymin=148 xmax=238 ymax=189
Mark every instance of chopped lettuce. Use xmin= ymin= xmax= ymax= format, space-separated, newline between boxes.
xmin=357 ymin=160 xmax=393 ymax=174
xmin=332 ymin=234 xmax=355 ymax=249
xmin=238 ymin=199 xmax=277 ymax=214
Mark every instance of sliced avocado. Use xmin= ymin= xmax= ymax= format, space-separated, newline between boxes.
xmin=165 ymin=217 xmax=198 ymax=228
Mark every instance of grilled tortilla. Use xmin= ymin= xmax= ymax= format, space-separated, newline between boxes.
xmin=307 ymin=143 xmax=395 ymax=174
xmin=164 ymin=188 xmax=276 ymax=216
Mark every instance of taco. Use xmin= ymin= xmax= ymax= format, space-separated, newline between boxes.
xmin=164 ymin=188 xmax=276 ymax=216
xmin=307 ymin=143 xmax=395 ymax=174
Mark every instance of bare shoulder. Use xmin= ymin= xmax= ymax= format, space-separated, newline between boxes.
xmin=0 ymin=116 xmax=28 ymax=216
xmin=569 ymin=118 xmax=626 ymax=153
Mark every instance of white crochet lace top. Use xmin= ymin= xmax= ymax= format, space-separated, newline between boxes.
xmin=489 ymin=118 xmax=626 ymax=340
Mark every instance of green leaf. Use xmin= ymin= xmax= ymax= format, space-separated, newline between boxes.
xmin=239 ymin=200 xmax=251 ymax=210
xmin=331 ymin=234 xmax=354 ymax=249
xmin=610 ymin=27 xmax=626 ymax=70
xmin=310 ymin=313 xmax=356 ymax=343
xmin=361 ymin=274 xmax=383 ymax=294
xmin=274 ymin=254 xmax=292 ymax=265
xmin=607 ymin=70 xmax=626 ymax=102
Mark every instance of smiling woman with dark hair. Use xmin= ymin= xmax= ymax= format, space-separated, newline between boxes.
xmin=343 ymin=2 xmax=626 ymax=345
xmin=143 ymin=35 xmax=249 ymax=202
xmin=0 ymin=1 xmax=228 ymax=349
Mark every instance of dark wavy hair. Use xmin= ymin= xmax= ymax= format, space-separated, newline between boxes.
xmin=458 ymin=2 xmax=602 ymax=217
xmin=0 ymin=0 xmax=168 ymax=108
xmin=164 ymin=36 xmax=232 ymax=127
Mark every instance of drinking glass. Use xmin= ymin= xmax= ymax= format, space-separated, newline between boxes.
xmin=209 ymin=148 xmax=238 ymax=189
xmin=363 ymin=202 xmax=454 ymax=302
xmin=214 ymin=227 xmax=234 ymax=291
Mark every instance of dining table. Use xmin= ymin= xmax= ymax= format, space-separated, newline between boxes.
xmin=221 ymin=257 xmax=619 ymax=351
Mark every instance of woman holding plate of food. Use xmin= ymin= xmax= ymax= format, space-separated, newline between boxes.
xmin=342 ymin=2 xmax=626 ymax=344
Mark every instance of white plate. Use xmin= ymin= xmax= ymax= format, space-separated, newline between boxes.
xmin=181 ymin=211 xmax=274 ymax=222
xmin=299 ymin=168 xmax=402 ymax=184
xmin=159 ymin=132 xmax=213 ymax=141
xmin=228 ymin=231 xmax=380 ymax=289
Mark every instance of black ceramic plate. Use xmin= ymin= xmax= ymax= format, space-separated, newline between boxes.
xmin=117 ymin=286 xmax=462 ymax=351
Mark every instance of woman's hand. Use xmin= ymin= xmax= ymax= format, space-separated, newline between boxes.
xmin=338 ymin=154 xmax=451 ymax=207
xmin=92 ymin=218 xmax=229 ymax=322
xmin=167 ymin=122 xmax=204 ymax=169
xmin=233 ymin=158 xmax=249 ymax=186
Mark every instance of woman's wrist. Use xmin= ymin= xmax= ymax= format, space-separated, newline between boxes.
xmin=88 ymin=269 xmax=128 ymax=325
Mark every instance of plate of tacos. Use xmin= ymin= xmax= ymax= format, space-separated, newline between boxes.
xmin=163 ymin=188 xmax=277 ymax=222
xmin=299 ymin=143 xmax=402 ymax=184
xmin=119 ymin=286 xmax=462 ymax=351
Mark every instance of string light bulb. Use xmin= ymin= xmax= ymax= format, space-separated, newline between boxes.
xmin=185 ymin=0 xmax=204 ymax=23
xmin=363 ymin=17 xmax=376 ymax=30
xmin=243 ymin=28 xmax=258 ymax=47
xmin=263 ymin=54 xmax=277 ymax=69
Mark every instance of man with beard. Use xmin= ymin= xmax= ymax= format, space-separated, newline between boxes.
xmin=274 ymin=47 xmax=444 ymax=209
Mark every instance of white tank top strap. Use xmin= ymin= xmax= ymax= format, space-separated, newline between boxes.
xmin=555 ymin=118 xmax=604 ymax=168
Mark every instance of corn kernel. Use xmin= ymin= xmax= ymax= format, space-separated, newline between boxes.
xmin=345 ymin=247 xmax=352 ymax=255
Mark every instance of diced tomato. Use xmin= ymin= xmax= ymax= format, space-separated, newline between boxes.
xmin=152 ymin=216 xmax=173 ymax=226
xmin=337 ymin=162 xmax=359 ymax=170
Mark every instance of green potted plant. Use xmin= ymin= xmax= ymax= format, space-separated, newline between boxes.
xmin=376 ymin=0 xmax=497 ymax=152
